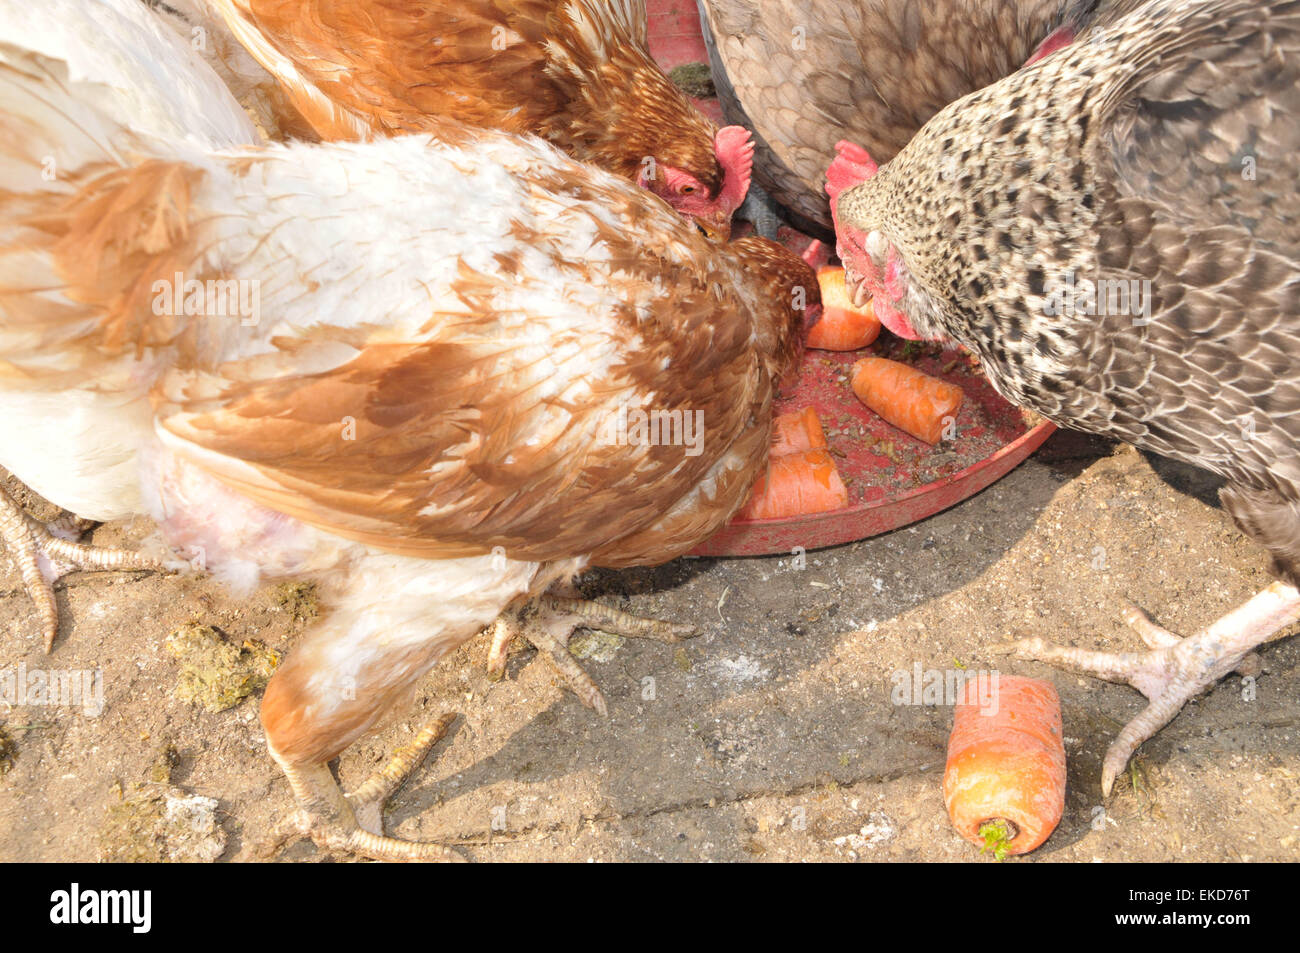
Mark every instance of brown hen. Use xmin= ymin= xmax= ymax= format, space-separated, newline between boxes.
xmin=206 ymin=0 xmax=754 ymax=237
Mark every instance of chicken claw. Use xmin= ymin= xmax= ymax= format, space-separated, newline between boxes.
xmin=0 ymin=488 xmax=163 ymax=652
xmin=999 ymin=582 xmax=1300 ymax=795
xmin=264 ymin=714 xmax=464 ymax=863
xmin=486 ymin=595 xmax=698 ymax=716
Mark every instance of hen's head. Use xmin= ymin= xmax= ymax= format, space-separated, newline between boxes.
xmin=827 ymin=140 xmax=941 ymax=343
xmin=730 ymin=236 xmax=820 ymax=385
xmin=641 ymin=126 xmax=753 ymax=242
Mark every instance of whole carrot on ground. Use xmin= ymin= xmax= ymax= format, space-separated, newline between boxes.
xmin=851 ymin=356 xmax=964 ymax=445
xmin=808 ymin=267 xmax=881 ymax=351
xmin=736 ymin=408 xmax=849 ymax=520
xmin=943 ymin=675 xmax=1066 ymax=858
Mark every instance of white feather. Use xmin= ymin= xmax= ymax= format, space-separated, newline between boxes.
xmin=0 ymin=0 xmax=256 ymax=148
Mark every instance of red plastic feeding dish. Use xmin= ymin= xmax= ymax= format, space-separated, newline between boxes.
xmin=693 ymin=342 xmax=1055 ymax=557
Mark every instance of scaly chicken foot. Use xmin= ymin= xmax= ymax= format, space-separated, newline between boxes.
xmin=265 ymin=714 xmax=464 ymax=862
xmin=1118 ymin=600 xmax=1262 ymax=678
xmin=0 ymin=488 xmax=163 ymax=652
xmin=1002 ymin=582 xmax=1300 ymax=795
xmin=486 ymin=595 xmax=698 ymax=716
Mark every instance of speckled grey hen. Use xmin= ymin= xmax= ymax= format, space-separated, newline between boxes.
xmin=698 ymin=0 xmax=1142 ymax=235
xmin=832 ymin=0 xmax=1300 ymax=794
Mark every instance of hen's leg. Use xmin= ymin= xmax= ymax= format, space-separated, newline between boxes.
xmin=265 ymin=715 xmax=464 ymax=862
xmin=0 ymin=488 xmax=162 ymax=651
xmin=257 ymin=602 xmax=482 ymax=862
xmin=486 ymin=595 xmax=697 ymax=716
xmin=1003 ymin=582 xmax=1300 ymax=795
xmin=736 ymin=182 xmax=784 ymax=241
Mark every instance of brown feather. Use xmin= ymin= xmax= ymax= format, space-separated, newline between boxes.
xmin=209 ymin=0 xmax=723 ymax=192
xmin=1 ymin=159 xmax=205 ymax=367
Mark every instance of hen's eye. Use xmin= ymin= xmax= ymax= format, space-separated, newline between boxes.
xmin=680 ymin=185 xmax=697 ymax=195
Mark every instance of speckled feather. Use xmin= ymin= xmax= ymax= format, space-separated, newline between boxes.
xmin=700 ymin=0 xmax=1142 ymax=231
xmin=837 ymin=0 xmax=1300 ymax=582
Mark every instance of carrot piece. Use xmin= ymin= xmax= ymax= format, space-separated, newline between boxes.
xmin=736 ymin=448 xmax=849 ymax=521
xmin=769 ymin=406 xmax=828 ymax=456
xmin=808 ymin=299 xmax=881 ymax=351
xmin=808 ymin=267 xmax=881 ymax=351
xmin=851 ymin=356 xmax=964 ymax=445
xmin=943 ymin=675 xmax=1066 ymax=858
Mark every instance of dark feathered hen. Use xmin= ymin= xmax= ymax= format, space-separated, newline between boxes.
xmin=833 ymin=0 xmax=1300 ymax=794
xmin=699 ymin=0 xmax=1143 ymax=235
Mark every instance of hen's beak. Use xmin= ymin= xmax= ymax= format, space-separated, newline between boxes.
xmin=693 ymin=211 xmax=732 ymax=243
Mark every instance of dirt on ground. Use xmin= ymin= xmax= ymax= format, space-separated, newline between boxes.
xmin=1 ymin=431 xmax=1297 ymax=862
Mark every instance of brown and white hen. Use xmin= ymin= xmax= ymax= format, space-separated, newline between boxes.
xmin=0 ymin=0 xmax=265 ymax=650
xmin=0 ymin=12 xmax=811 ymax=857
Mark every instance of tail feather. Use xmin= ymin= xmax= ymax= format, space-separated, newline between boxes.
xmin=0 ymin=45 xmax=135 ymax=195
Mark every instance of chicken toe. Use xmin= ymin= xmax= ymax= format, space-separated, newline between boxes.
xmin=1002 ymin=582 xmax=1300 ymax=795
xmin=0 ymin=488 xmax=163 ymax=652
xmin=264 ymin=714 xmax=464 ymax=863
xmin=486 ymin=595 xmax=698 ymax=716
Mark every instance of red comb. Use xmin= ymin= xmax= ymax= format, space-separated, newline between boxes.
xmin=715 ymin=125 xmax=754 ymax=211
xmin=801 ymin=239 xmax=830 ymax=270
xmin=825 ymin=140 xmax=878 ymax=205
